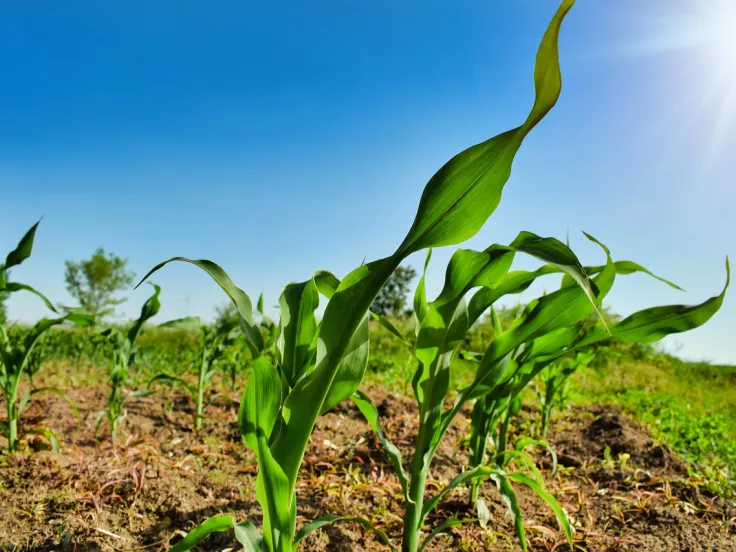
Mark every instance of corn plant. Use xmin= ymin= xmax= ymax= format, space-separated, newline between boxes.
xmin=0 ymin=222 xmax=93 ymax=452
xmin=141 ymin=1 xmax=727 ymax=549
xmin=356 ymin=228 xmax=728 ymax=552
xmin=535 ymin=348 xmax=595 ymax=437
xmin=139 ymin=2 xmax=580 ymax=548
xmin=97 ymin=283 xmax=161 ymax=437
xmin=149 ymin=316 xmax=240 ymax=430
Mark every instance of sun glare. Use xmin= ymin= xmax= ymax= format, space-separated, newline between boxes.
xmin=627 ymin=0 xmax=736 ymax=164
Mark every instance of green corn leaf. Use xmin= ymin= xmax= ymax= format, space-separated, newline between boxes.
xmin=159 ymin=316 xmax=202 ymax=331
xmin=239 ymin=358 xmax=293 ymax=549
xmin=471 ymin=240 xmax=614 ymax=395
xmin=18 ymin=387 xmax=81 ymax=427
xmin=369 ymin=311 xmax=407 ymax=342
xmin=127 ymin=283 xmax=162 ymax=345
xmin=321 ymin=312 xmax=370 ymax=414
xmin=421 ymin=465 xmax=501 ymax=520
xmin=0 ymin=282 xmax=58 ymax=313
xmin=413 ymin=249 xmax=432 ymax=328
xmin=576 ymin=260 xmax=683 ymax=291
xmin=313 ymin=270 xmax=340 ymax=299
xmin=4 ymin=220 xmax=40 ymax=270
xmin=233 ymin=520 xmax=263 ymax=552
xmin=465 ymin=230 xmax=598 ymax=326
xmin=137 ymin=258 xmax=264 ymax=354
xmin=612 ymin=259 xmax=729 ymax=342
xmin=257 ymin=293 xmax=265 ymax=315
xmin=293 ymin=515 xmax=395 ymax=550
xmin=397 ymin=0 xmax=574 ymax=254
xmin=17 ymin=314 xmax=94 ymax=373
xmin=514 ymin=437 xmax=558 ymax=475
xmin=508 ymin=472 xmax=573 ymax=550
xmin=491 ymin=472 xmax=527 ymax=551
xmin=276 ymin=256 xmax=397 ymax=485
xmin=239 ymin=358 xmax=281 ymax=453
xmin=169 ymin=514 xmax=239 ymax=552
xmin=490 ymin=306 xmax=502 ymax=334
xmin=277 ymin=280 xmax=320 ymax=387
xmin=418 ymin=517 xmax=477 ymax=552
xmin=574 ymin=258 xmax=730 ymax=350
xmin=352 ymin=391 xmax=411 ymax=500
xmin=433 ymin=248 xmax=514 ymax=308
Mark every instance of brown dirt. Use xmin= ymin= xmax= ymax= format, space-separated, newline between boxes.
xmin=1 ymin=385 xmax=734 ymax=552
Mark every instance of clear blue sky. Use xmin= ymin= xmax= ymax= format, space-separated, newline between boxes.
xmin=2 ymin=0 xmax=734 ymax=364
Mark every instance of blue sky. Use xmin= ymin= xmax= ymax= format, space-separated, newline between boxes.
xmin=2 ymin=0 xmax=734 ymax=364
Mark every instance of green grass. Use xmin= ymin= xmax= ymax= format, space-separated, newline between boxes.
xmin=570 ymin=354 xmax=736 ymax=495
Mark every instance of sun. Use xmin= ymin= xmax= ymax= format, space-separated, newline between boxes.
xmin=626 ymin=0 xmax=736 ymax=164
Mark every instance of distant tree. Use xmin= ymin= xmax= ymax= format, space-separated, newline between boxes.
xmin=63 ymin=247 xmax=136 ymax=320
xmin=371 ymin=265 xmax=417 ymax=318
xmin=214 ymin=301 xmax=239 ymax=331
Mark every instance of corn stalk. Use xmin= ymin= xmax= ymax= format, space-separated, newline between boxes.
xmin=0 ymin=222 xmax=93 ymax=452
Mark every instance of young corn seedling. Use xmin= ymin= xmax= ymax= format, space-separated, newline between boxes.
xmin=536 ymin=348 xmax=595 ymax=438
xmin=138 ymin=2 xmax=586 ymax=549
xmin=149 ymin=315 xmax=240 ymax=430
xmin=97 ymin=283 xmax=161 ymax=437
xmin=0 ymin=222 xmax=93 ymax=452
xmin=357 ymin=225 xmax=728 ymax=552
xmin=450 ymin=248 xmax=727 ymax=548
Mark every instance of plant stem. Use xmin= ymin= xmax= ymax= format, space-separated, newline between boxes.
xmin=402 ymin=398 xmax=435 ymax=552
xmin=195 ymin=349 xmax=208 ymax=431
xmin=6 ymin=395 xmax=18 ymax=452
xmin=495 ymin=408 xmax=511 ymax=467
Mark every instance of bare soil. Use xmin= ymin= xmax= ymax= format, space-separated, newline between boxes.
xmin=1 ymin=384 xmax=734 ymax=551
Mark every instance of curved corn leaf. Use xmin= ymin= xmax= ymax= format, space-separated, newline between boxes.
xmin=397 ymin=0 xmax=574 ymax=254
xmin=577 ymin=260 xmax=683 ymax=291
xmin=491 ymin=472 xmax=527 ymax=551
xmin=508 ymin=472 xmax=573 ymax=550
xmin=0 ymin=282 xmax=58 ymax=313
xmin=421 ymin=465 xmax=501 ymax=520
xmin=137 ymin=258 xmax=263 ymax=354
xmin=293 ymin=514 xmax=395 ymax=550
xmin=233 ymin=520 xmax=263 ymax=552
xmin=4 ymin=220 xmax=40 ymax=270
xmin=573 ymin=258 xmax=730 ymax=350
xmin=18 ymin=387 xmax=81 ymax=427
xmin=370 ymin=311 xmax=407 ymax=343
xmin=313 ymin=270 xmax=340 ymax=299
xmin=352 ymin=391 xmax=410 ymax=500
xmin=514 ymin=437 xmax=558 ymax=475
xmin=169 ymin=514 xmax=239 ymax=552
xmin=159 ymin=316 xmax=202 ymax=331
xmin=471 ymin=240 xmax=614 ymax=396
xmin=127 ymin=283 xmax=162 ymax=345
xmin=418 ymin=516 xmax=478 ymax=552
